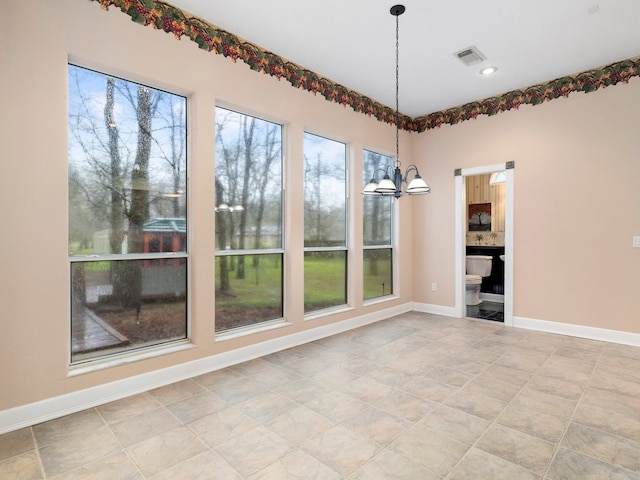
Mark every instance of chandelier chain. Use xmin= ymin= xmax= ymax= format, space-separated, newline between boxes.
xmin=395 ymin=11 xmax=400 ymax=169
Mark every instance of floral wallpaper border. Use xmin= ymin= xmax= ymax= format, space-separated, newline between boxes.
xmin=94 ymin=0 xmax=640 ymax=132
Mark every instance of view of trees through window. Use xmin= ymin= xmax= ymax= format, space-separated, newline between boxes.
xmin=363 ymin=150 xmax=394 ymax=300
xmin=303 ymin=133 xmax=347 ymax=313
xmin=68 ymin=65 xmax=188 ymax=363
xmin=214 ymin=107 xmax=283 ymax=332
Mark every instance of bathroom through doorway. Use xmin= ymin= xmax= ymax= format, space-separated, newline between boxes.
xmin=454 ymin=163 xmax=514 ymax=326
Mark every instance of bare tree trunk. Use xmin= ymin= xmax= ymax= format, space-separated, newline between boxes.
xmin=105 ymin=77 xmax=131 ymax=302
xmin=236 ymin=116 xmax=256 ymax=280
xmin=216 ymin=178 xmax=231 ymax=292
xmin=122 ymin=85 xmax=153 ymax=308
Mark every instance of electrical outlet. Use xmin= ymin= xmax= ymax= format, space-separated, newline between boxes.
xmin=634 ymin=236 xmax=640 ymax=248
xmin=431 ymin=283 xmax=437 ymax=291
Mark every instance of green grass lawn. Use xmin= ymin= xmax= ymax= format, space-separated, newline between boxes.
xmin=215 ymin=253 xmax=392 ymax=310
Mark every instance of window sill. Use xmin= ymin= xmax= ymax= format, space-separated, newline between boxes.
xmin=363 ymin=295 xmax=398 ymax=308
xmin=304 ymin=305 xmax=354 ymax=322
xmin=68 ymin=341 xmax=195 ymax=377
xmin=215 ymin=319 xmax=291 ymax=342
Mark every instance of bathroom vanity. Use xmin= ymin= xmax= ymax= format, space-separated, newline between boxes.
xmin=466 ymin=245 xmax=505 ymax=294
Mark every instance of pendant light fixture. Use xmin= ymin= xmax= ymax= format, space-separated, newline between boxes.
xmin=363 ymin=4 xmax=431 ymax=198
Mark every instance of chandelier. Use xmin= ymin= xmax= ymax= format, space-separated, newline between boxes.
xmin=363 ymin=5 xmax=431 ymax=198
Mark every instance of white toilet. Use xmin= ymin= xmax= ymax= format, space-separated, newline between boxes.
xmin=465 ymin=255 xmax=493 ymax=305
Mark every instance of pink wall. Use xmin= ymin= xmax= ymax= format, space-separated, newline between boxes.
xmin=412 ymin=79 xmax=640 ymax=333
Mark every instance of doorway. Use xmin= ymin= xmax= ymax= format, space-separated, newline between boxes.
xmin=454 ymin=163 xmax=514 ymax=326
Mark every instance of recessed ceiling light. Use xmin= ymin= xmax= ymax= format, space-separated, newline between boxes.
xmin=479 ymin=66 xmax=498 ymax=76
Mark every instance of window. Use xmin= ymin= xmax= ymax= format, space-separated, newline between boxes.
xmin=215 ymin=107 xmax=283 ymax=333
xmin=68 ymin=65 xmax=188 ymax=363
xmin=303 ymin=133 xmax=348 ymax=313
xmin=363 ymin=150 xmax=393 ymax=300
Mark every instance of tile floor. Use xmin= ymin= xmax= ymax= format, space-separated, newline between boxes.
xmin=467 ymin=301 xmax=504 ymax=322
xmin=2 ymin=312 xmax=640 ymax=479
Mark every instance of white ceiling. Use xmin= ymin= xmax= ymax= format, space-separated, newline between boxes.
xmin=169 ymin=0 xmax=640 ymax=118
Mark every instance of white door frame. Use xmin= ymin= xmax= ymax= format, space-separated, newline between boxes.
xmin=454 ymin=162 xmax=514 ymax=326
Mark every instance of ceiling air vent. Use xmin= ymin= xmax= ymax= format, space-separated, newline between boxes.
xmin=454 ymin=46 xmax=486 ymax=66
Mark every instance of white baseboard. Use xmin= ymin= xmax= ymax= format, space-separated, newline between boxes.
xmin=412 ymin=302 xmax=459 ymax=318
xmin=0 ymin=302 xmax=412 ymax=435
xmin=513 ymin=316 xmax=640 ymax=347
xmin=479 ymin=293 xmax=504 ymax=303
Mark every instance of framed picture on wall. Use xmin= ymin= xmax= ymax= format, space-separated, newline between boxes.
xmin=468 ymin=203 xmax=491 ymax=231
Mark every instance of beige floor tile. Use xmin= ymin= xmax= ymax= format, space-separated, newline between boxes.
xmin=214 ymin=425 xmax=294 ymax=478
xmin=205 ymin=376 xmax=268 ymax=404
xmin=366 ymin=366 xmax=415 ymax=388
xmin=383 ymin=353 xmax=436 ymax=376
xmin=458 ymin=347 xmax=501 ymax=364
xmin=562 ymin=422 xmax=640 ymax=472
xmin=302 ymin=424 xmax=379 ymax=477
xmin=337 ymin=356 xmax=380 ymax=376
xmin=448 ymin=447 xmax=539 ymax=480
xmin=496 ymin=404 xmax=567 ymax=443
xmin=306 ymin=391 xmax=368 ymax=423
xmin=126 ymin=426 xmax=206 ymax=477
xmin=597 ymin=353 xmax=640 ymax=375
xmin=311 ymin=365 xmax=359 ymax=389
xmin=0 ymin=428 xmax=35 ymax=462
xmin=444 ymin=389 xmax=507 ymax=421
xmin=476 ymin=424 xmax=555 ymax=475
xmin=348 ymin=448 xmax=440 ymax=480
xmin=509 ymin=387 xmax=576 ymax=420
xmin=230 ymin=357 xmax=282 ymax=377
xmin=339 ymin=376 xmax=395 ymax=405
xmin=375 ymin=389 xmax=438 ymax=422
xmin=445 ymin=356 xmax=490 ymax=375
xmin=580 ymin=385 xmax=640 ymax=418
xmin=478 ymin=364 xmax=533 ymax=387
xmin=470 ymin=340 xmax=510 ymax=355
xmin=109 ymin=406 xmax=180 ymax=447
xmin=39 ymin=425 xmax=121 ymax=477
xmin=572 ymin=402 xmax=640 ymax=442
xmin=389 ymin=423 xmax=468 ymax=476
xmin=49 ymin=451 xmax=141 ymax=480
xmin=149 ymin=450 xmax=241 ymax=480
xmin=261 ymin=348 xmax=306 ymax=366
xmin=424 ymin=366 xmax=474 ymax=388
xmin=492 ymin=350 xmax=548 ymax=373
xmin=148 ymin=379 xmax=205 ymax=405
xmin=191 ymin=368 xmax=244 ymax=390
xmin=526 ymin=374 xmax=585 ymax=401
xmin=0 ymin=450 xmax=43 ymax=480
xmin=236 ymin=391 xmax=297 ymax=423
xmin=7 ymin=313 xmax=640 ymax=480
xmin=341 ymin=404 xmax=411 ymax=446
xmin=249 ymin=365 xmax=302 ymax=389
xmin=536 ymin=362 xmax=592 ymax=386
xmin=96 ymin=392 xmax=161 ymax=425
xmin=32 ymin=409 xmax=104 ymax=447
xmin=589 ymin=372 xmax=640 ymax=398
xmin=462 ymin=375 xmax=521 ymax=402
xmin=274 ymin=377 xmax=333 ymax=403
xmin=547 ymin=447 xmax=640 ymax=480
xmin=401 ymin=375 xmax=459 ymax=403
xmin=421 ymin=404 xmax=490 ymax=445
xmin=190 ymin=406 xmax=258 ymax=447
xmin=266 ymin=405 xmax=335 ymax=447
xmin=165 ymin=391 xmax=227 ymax=424
xmin=602 ymin=343 xmax=640 ymax=362
xmin=284 ymin=357 xmax=331 ymax=376
xmin=249 ymin=449 xmax=340 ymax=480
